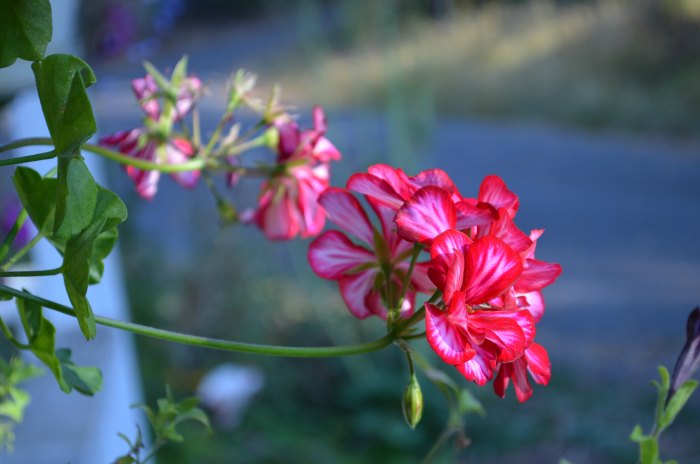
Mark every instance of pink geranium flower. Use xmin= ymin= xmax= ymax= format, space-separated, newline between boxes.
xmin=308 ymin=187 xmax=432 ymax=319
xmin=250 ymin=107 xmax=341 ymax=240
xmin=99 ymin=129 xmax=198 ymax=200
xmin=99 ymin=72 xmax=202 ymax=200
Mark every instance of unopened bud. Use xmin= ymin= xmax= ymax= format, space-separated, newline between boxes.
xmin=402 ymin=374 xmax=423 ymax=429
xmin=262 ymin=126 xmax=279 ymax=150
xmin=669 ymin=306 xmax=700 ymax=399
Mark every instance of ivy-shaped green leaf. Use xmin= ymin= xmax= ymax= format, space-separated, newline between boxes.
xmin=55 ymin=349 xmax=102 ymax=396
xmin=31 ymin=54 xmax=99 ymax=240
xmin=12 ymin=166 xmax=57 ymax=236
xmin=13 ymin=167 xmax=126 ymax=286
xmin=0 ymin=0 xmax=52 ymax=68
xmin=13 ymin=297 xmax=102 ymax=395
xmin=62 ymin=187 xmax=127 ymax=338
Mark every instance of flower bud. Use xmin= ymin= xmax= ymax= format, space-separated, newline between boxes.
xmin=402 ymin=374 xmax=423 ymax=429
xmin=669 ymin=306 xmax=700 ymax=399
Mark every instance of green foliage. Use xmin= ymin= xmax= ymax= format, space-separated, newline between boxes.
xmin=116 ymin=388 xmax=211 ymax=463
xmin=0 ymin=296 xmax=102 ymax=396
xmin=12 ymin=166 xmax=127 ymax=339
xmin=0 ymin=0 xmax=52 ymax=68
xmin=630 ymin=366 xmax=699 ymax=464
xmin=0 ymin=357 xmax=42 ymax=451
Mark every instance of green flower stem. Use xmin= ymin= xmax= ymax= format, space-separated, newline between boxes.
xmin=397 ymin=243 xmax=423 ymax=307
xmin=0 ymin=150 xmax=56 ymax=166
xmin=0 ymin=233 xmax=43 ymax=271
xmin=0 ymin=285 xmax=396 ymax=358
xmin=0 ymin=209 xmax=28 ymax=262
xmin=0 ymin=267 xmax=62 ymax=277
xmin=82 ymin=142 xmax=206 ymax=173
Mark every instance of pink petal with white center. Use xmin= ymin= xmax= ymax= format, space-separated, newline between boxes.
xmin=256 ymin=185 xmax=301 ymax=240
xmin=478 ymin=175 xmax=519 ymax=215
xmin=524 ymin=343 xmax=551 ymax=385
xmin=409 ymin=169 xmax=457 ymax=194
xmin=454 ymin=201 xmax=496 ymax=229
xmin=504 ymin=289 xmax=545 ymax=322
xmin=488 ymin=208 xmax=532 ymax=253
xmin=367 ymin=164 xmax=415 ymax=200
xmin=430 ymin=229 xmax=471 ymax=275
xmin=312 ymin=105 xmax=327 ymax=134
xmin=442 ymin=253 xmax=464 ymax=304
xmin=425 ymin=295 xmax=476 ymax=365
xmin=396 ymin=186 xmax=457 ymax=245
xmin=456 ymin=344 xmax=497 ymax=386
xmin=297 ymin=175 xmax=327 ymax=238
xmin=347 ymin=173 xmax=405 ymax=210
xmin=462 ymin=236 xmax=523 ymax=304
xmin=132 ymin=75 xmax=160 ymax=120
xmin=515 ymin=259 xmax=562 ymax=293
xmin=468 ymin=309 xmax=534 ymax=363
xmin=313 ymin=136 xmax=342 ymax=162
xmin=167 ymin=139 xmax=200 ymax=189
xmin=319 ymin=188 xmax=374 ymax=246
xmin=339 ymin=270 xmax=380 ymax=319
xmin=308 ymin=230 xmax=376 ymax=279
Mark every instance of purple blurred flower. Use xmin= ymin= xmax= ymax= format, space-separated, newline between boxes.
xmin=1 ymin=198 xmax=30 ymax=250
xmin=669 ymin=307 xmax=700 ymax=398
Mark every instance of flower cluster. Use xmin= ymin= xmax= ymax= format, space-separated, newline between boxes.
xmin=312 ymin=164 xmax=561 ymax=401
xmin=100 ymin=72 xmax=203 ymax=200
xmin=99 ymin=62 xmax=342 ymax=241
xmin=249 ymin=107 xmax=341 ymax=240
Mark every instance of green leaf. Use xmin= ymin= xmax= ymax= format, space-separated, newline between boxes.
xmin=13 ymin=168 xmax=126 ymax=287
xmin=458 ymin=388 xmax=485 ymax=417
xmin=54 ymin=158 xmax=98 ymax=240
xmin=659 ymin=379 xmax=699 ymax=431
xmin=32 ymin=54 xmax=97 ymax=153
xmin=0 ymin=0 xmax=52 ymax=67
xmin=56 ymin=349 xmax=103 ymax=396
xmin=13 ymin=297 xmax=102 ymax=395
xmin=62 ymin=187 xmax=127 ymax=338
xmin=654 ymin=366 xmax=671 ymax=426
xmin=16 ymin=297 xmax=66 ymax=391
xmin=13 ymin=166 xmax=57 ymax=236
xmin=32 ymin=54 xmax=99 ymax=240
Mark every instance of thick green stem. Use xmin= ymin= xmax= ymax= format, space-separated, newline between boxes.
xmin=0 ymin=233 xmax=43 ymax=271
xmin=0 ymin=285 xmax=396 ymax=358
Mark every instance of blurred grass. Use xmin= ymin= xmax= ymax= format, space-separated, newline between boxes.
xmin=267 ymin=0 xmax=700 ymax=135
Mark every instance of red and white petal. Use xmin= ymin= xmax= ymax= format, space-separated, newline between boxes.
xmin=425 ymin=300 xmax=475 ymax=365
xmin=368 ymin=200 xmax=409 ymax=257
xmin=339 ymin=270 xmax=380 ymax=319
xmin=297 ymin=175 xmax=327 ymax=238
xmin=454 ymin=201 xmax=496 ymax=229
xmin=396 ymin=186 xmax=457 ymax=245
xmin=257 ymin=187 xmax=300 ymax=240
xmin=468 ymin=309 xmax=534 ymax=363
xmin=319 ymin=187 xmax=374 ymax=246
xmin=430 ymin=229 xmax=471 ymax=275
xmin=308 ymin=230 xmax=376 ymax=279
xmin=515 ymin=259 xmax=562 ymax=293
xmin=521 ymin=228 xmax=545 ymax=260
xmin=494 ymin=359 xmax=533 ymax=402
xmin=462 ymin=236 xmax=523 ymax=304
xmin=504 ymin=289 xmax=545 ymax=322
xmin=478 ymin=175 xmax=519 ymax=215
xmin=347 ymin=173 xmax=405 ymax=210
xmin=409 ymin=168 xmax=457 ymax=194
xmin=442 ymin=253 xmax=464 ymax=304
xmin=128 ymin=167 xmax=160 ymax=201
xmin=312 ymin=136 xmax=342 ymax=162
xmin=367 ymin=164 xmax=415 ymax=200
xmin=524 ymin=343 xmax=551 ymax=386
xmin=167 ymin=139 xmax=200 ymax=189
xmin=456 ymin=345 xmax=497 ymax=386
xmin=488 ymin=208 xmax=532 ymax=253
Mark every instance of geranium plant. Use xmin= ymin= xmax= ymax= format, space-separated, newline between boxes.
xmin=0 ymin=2 xmax=696 ymax=463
